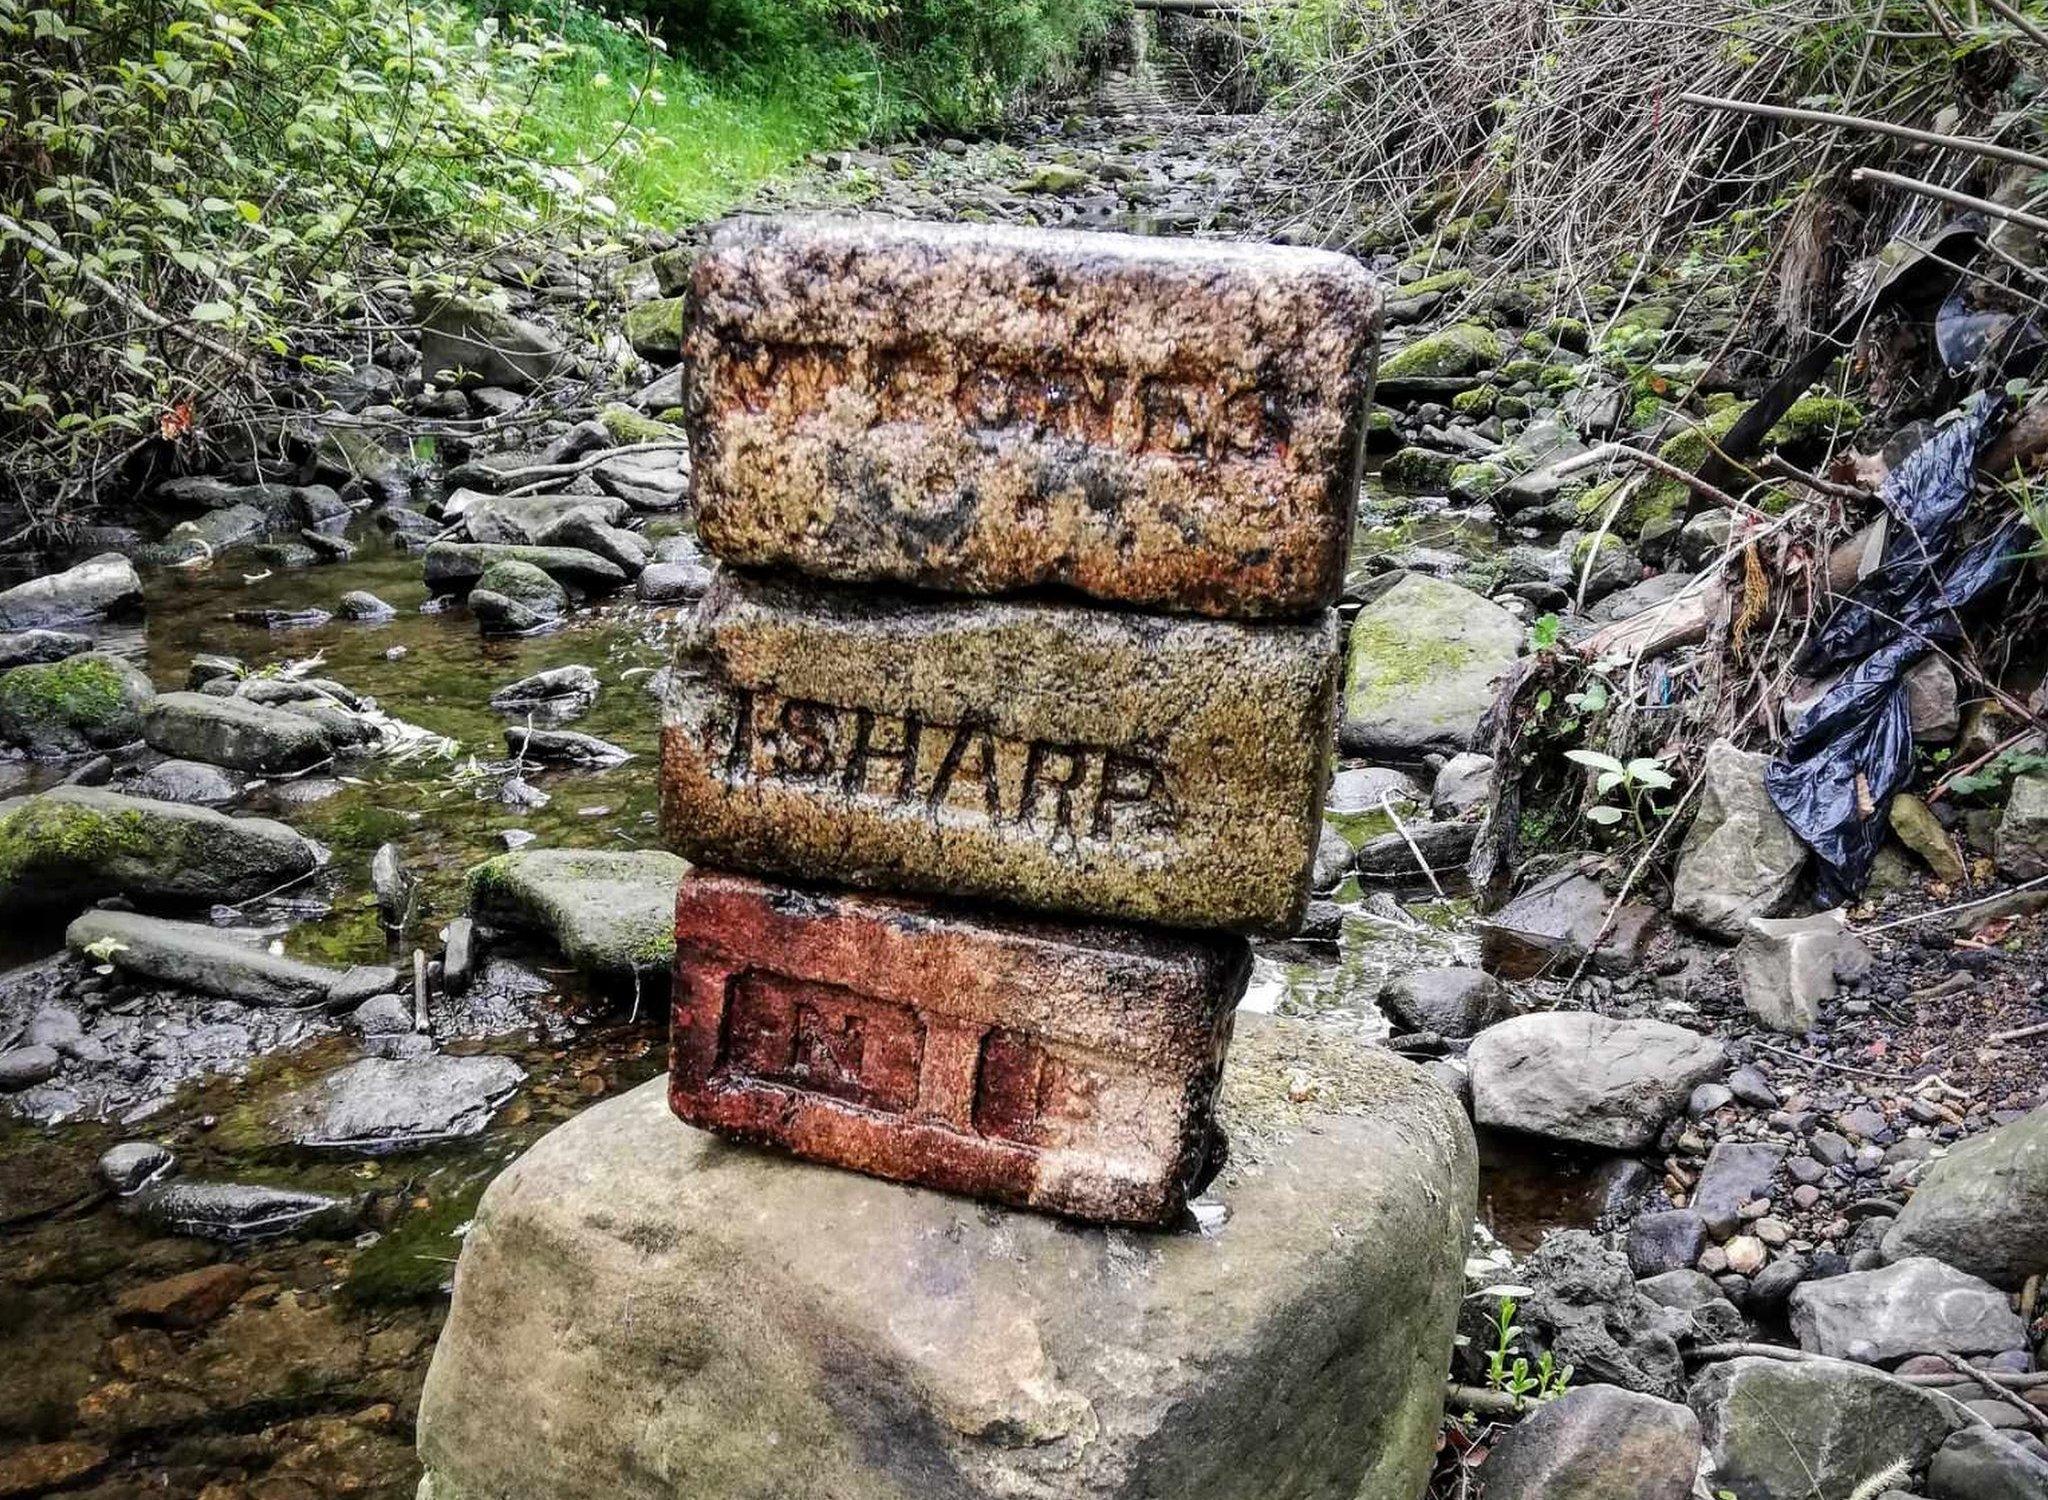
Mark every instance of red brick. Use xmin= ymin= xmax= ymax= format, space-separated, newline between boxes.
xmin=669 ymin=869 xmax=1249 ymax=1225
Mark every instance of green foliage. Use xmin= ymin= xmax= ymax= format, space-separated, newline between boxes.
xmin=1483 ymin=1295 xmax=1572 ymax=1406
xmin=1566 ymin=747 xmax=1676 ymax=836
xmin=1948 ymin=749 xmax=2048 ymax=801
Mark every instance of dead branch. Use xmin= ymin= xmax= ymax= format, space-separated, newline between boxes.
xmin=1852 ymin=168 xmax=2048 ymax=235
xmin=1679 ymin=93 xmax=2048 ymax=174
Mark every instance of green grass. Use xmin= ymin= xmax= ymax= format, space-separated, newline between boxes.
xmin=532 ymin=43 xmax=851 ymax=222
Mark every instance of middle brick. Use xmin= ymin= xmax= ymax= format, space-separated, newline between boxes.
xmin=660 ymin=569 xmax=1341 ymax=936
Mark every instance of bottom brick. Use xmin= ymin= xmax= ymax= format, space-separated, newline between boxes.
xmin=669 ymin=869 xmax=1249 ymax=1225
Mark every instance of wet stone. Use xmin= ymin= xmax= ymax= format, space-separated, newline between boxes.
xmin=269 ymin=1053 xmax=525 ymax=1153
xmin=670 ymin=869 xmax=1249 ymax=1225
xmin=99 ymin=1141 xmax=176 ymax=1193
xmin=687 ymin=215 xmax=1379 ymax=619
xmin=659 ymin=571 xmax=1340 ymax=935
xmin=129 ymin=1179 xmax=357 ymax=1242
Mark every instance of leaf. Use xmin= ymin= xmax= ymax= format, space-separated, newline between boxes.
xmin=1584 ymin=806 xmax=1627 ymax=825
xmin=189 ymin=301 xmax=234 ymax=322
xmin=1595 ymin=770 xmax=1625 ymax=795
xmin=1564 ymin=749 xmax=1626 ymax=774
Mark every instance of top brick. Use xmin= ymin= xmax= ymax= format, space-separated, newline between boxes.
xmin=684 ymin=215 xmax=1380 ymax=620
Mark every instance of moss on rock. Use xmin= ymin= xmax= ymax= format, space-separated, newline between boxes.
xmin=1380 ymin=322 xmax=1502 ymax=381
xmin=0 ymin=652 xmax=154 ymax=755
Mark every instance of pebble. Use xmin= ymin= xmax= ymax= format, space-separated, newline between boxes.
xmin=1723 ymin=1235 xmax=1768 ymax=1275
xmin=99 ymin=1141 xmax=176 ymax=1194
xmin=1688 ymin=1082 xmax=1734 ymax=1116
xmin=1728 ymin=1066 xmax=1779 ymax=1108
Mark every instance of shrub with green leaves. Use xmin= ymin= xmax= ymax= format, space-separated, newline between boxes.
xmin=0 ymin=0 xmax=630 ymax=524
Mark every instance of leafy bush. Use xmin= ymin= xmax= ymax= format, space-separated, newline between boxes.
xmin=0 ymin=0 xmax=628 ymax=525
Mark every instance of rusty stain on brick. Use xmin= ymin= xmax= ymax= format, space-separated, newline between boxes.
xmin=659 ymin=569 xmax=1340 ymax=936
xmin=684 ymin=215 xmax=1380 ymax=620
xmin=669 ymin=869 xmax=1249 ymax=1225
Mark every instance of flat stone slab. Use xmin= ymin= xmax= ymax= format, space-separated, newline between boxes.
xmin=0 ymin=554 xmax=142 ymax=630
xmin=416 ymin=1015 xmax=1475 ymax=1500
xmin=685 ymin=215 xmax=1379 ymax=620
xmin=142 ymin=690 xmax=333 ymax=773
xmin=671 ymin=869 xmax=1248 ymax=1225
xmin=1467 ymin=1011 xmax=1726 ymax=1151
xmin=270 ymin=1054 xmax=524 ymax=1153
xmin=659 ymin=571 xmax=1339 ymax=935
xmin=0 ymin=787 xmax=319 ymax=911
xmin=65 ymin=910 xmax=390 ymax=1009
xmin=1788 ymin=1256 xmax=2027 ymax=1364
xmin=467 ymin=847 xmax=688 ymax=977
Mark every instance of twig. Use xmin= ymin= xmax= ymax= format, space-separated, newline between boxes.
xmin=1859 ymin=873 xmax=2048 ymax=933
xmin=1554 ymin=440 xmax=1763 ymax=516
xmin=1679 ymin=92 xmax=2048 ymax=173
xmin=413 ymin=948 xmax=430 ymax=1034
xmin=1939 ymin=1353 xmax=2048 ymax=1434
xmin=1443 ymin=1384 xmax=1535 ymax=1418
xmin=494 ymin=440 xmax=689 ymax=497
xmin=1746 ymin=1038 xmax=1918 ymax=1080
xmin=1929 ymin=728 xmax=2037 ymax=803
xmin=1381 ymin=790 xmax=1446 ymax=897
xmin=1852 ymin=168 xmax=2048 ymax=234
xmin=1980 ymin=0 xmax=2048 ymax=48
xmin=1758 ymin=453 xmax=1871 ymax=503
xmin=1988 ymin=1019 xmax=2048 ymax=1044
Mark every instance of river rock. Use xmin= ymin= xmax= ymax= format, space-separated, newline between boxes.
xmin=1432 ymin=751 xmax=1496 ymax=817
xmin=635 ymin=558 xmax=715 ymax=604
xmin=1518 ymin=1231 xmax=1686 ymax=1397
xmin=1339 ymin=573 xmax=1521 ymax=759
xmin=1928 ymin=1427 xmax=2048 ymax=1500
xmin=1905 ymin=656 xmax=1960 ymax=743
xmin=417 ymin=292 xmax=570 ymax=390
xmin=129 ymin=758 xmax=241 ymax=805
xmin=0 ymin=628 xmax=93 ymax=669
xmin=0 ymin=1045 xmax=60 ymax=1091
xmin=1993 ymin=773 xmax=2048 ymax=881
xmin=99 ymin=1141 xmax=175 ymax=1193
xmin=1735 ymin=910 xmax=1870 ymax=1033
xmin=142 ymin=690 xmax=333 ymax=772
xmin=467 ymin=847 xmax=687 ymax=978
xmin=0 ymin=651 xmax=155 ymax=756
xmin=0 ymin=787 xmax=318 ymax=909
xmin=1690 ymin=1355 xmax=1959 ymax=1498
xmin=535 ymin=510 xmax=648 ymax=576
xmin=1378 ymin=967 xmax=1513 ymax=1037
xmin=129 ymin=1178 xmax=356 ymax=1241
xmin=1789 ymin=1257 xmax=2027 ymax=1364
xmin=1476 ymin=1385 xmax=1701 ymax=1500
xmin=661 ymin=569 xmax=1339 ymax=936
xmin=489 ymin=664 xmax=599 ymax=723
xmin=1672 ymin=739 xmax=1808 ymax=938
xmin=1350 ymin=819 xmax=1475 ymax=880
xmin=337 ymin=589 xmax=396 ymax=621
xmin=115 ymin=1263 xmax=252 ymax=1329
xmin=65 ymin=911 xmax=394 ymax=1008
xmin=1629 ymin=1209 xmax=1710 ymax=1276
xmin=686 ymin=216 xmax=1377 ymax=620
xmin=592 ymin=448 xmax=690 ymax=510
xmin=1467 ymin=1011 xmax=1725 ymax=1150
xmin=422 ymin=541 xmax=627 ymax=596
xmin=1882 ymin=1104 xmax=2048 ymax=1286
xmin=1890 ymin=793 xmax=1967 ymax=882
xmin=1310 ymin=823 xmax=1352 ymax=888
xmin=469 ymin=559 xmax=568 ymax=633
xmin=1692 ymin=1141 xmax=1786 ymax=1238
xmin=504 ymin=726 xmax=631 ymax=767
xmin=414 ymin=1015 xmax=1475 ymax=1500
xmin=1478 ymin=867 xmax=1662 ymax=978
xmin=0 ymin=554 xmax=143 ymax=629
xmin=270 ymin=1054 xmax=524 ymax=1152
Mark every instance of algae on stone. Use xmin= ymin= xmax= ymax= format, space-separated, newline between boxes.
xmin=1380 ymin=322 xmax=1502 ymax=380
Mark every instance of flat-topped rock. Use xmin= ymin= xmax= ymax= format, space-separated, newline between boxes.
xmin=659 ymin=570 xmax=1339 ymax=935
xmin=421 ymin=541 xmax=628 ymax=596
xmin=1467 ymin=1011 xmax=1726 ymax=1150
xmin=0 ymin=554 xmax=142 ymax=630
xmin=416 ymin=1015 xmax=1475 ymax=1500
xmin=66 ymin=911 xmax=393 ymax=1008
xmin=686 ymin=215 xmax=1379 ymax=620
xmin=0 ymin=787 xmax=318 ymax=910
xmin=467 ymin=847 xmax=688 ymax=977
xmin=142 ymin=691 xmax=333 ymax=773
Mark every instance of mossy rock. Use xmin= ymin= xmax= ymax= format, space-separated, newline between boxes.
xmin=1452 ymin=385 xmax=1499 ymax=417
xmin=1382 ymin=446 xmax=1462 ymax=495
xmin=598 ymin=403 xmax=682 ymax=446
xmin=475 ymin=560 xmax=568 ymax=613
xmin=1497 ymin=395 xmax=1533 ymax=421
xmin=1541 ymin=316 xmax=1590 ymax=354
xmin=467 ymin=847 xmax=687 ymax=978
xmin=623 ymin=296 xmax=686 ymax=365
xmin=1449 ymin=462 xmax=1507 ymax=503
xmin=0 ymin=652 xmax=154 ymax=756
xmin=1401 ymin=268 xmax=1476 ymax=299
xmin=1766 ymin=395 xmax=1862 ymax=447
xmin=1498 ymin=359 xmax=1547 ymax=385
xmin=1380 ymin=322 xmax=1503 ymax=381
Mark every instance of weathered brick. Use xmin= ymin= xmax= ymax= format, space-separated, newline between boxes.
xmin=659 ymin=570 xmax=1340 ymax=935
xmin=669 ymin=868 xmax=1248 ymax=1224
xmin=684 ymin=215 xmax=1380 ymax=620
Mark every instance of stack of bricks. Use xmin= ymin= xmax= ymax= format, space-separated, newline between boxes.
xmin=659 ymin=215 xmax=1380 ymax=1226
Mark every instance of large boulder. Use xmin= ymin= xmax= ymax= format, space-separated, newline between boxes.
xmin=0 ymin=787 xmax=318 ymax=910
xmin=1672 ymin=740 xmax=1809 ymax=938
xmin=1467 ymin=1011 xmax=1725 ymax=1150
xmin=66 ymin=911 xmax=394 ymax=1009
xmin=468 ymin=559 xmax=568 ymax=634
xmin=1735 ymin=911 xmax=1870 ymax=1034
xmin=142 ymin=691 xmax=333 ymax=773
xmin=1477 ymin=1385 xmax=1700 ymax=1500
xmin=466 ymin=848 xmax=687 ymax=979
xmin=1882 ymin=1104 xmax=2048 ymax=1287
xmin=1339 ymin=573 xmax=1521 ymax=759
xmin=414 ymin=1018 xmax=1477 ymax=1500
xmin=417 ymin=292 xmax=570 ymax=391
xmin=1689 ymin=1356 xmax=1959 ymax=1499
xmin=422 ymin=541 xmax=628 ymax=597
xmin=0 ymin=652 xmax=155 ymax=756
xmin=1478 ymin=867 xmax=1662 ymax=979
xmin=1517 ymin=1231 xmax=1687 ymax=1398
xmin=1788 ymin=1257 xmax=2027 ymax=1365
xmin=0 ymin=554 xmax=143 ymax=629
xmin=1379 ymin=967 xmax=1514 ymax=1038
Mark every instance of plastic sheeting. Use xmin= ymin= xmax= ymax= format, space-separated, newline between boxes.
xmin=1766 ymin=394 xmax=2022 ymax=900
